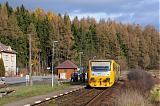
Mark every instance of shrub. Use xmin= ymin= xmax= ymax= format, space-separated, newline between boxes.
xmin=116 ymin=89 xmax=152 ymax=106
xmin=127 ymin=69 xmax=154 ymax=95
xmin=0 ymin=58 xmax=5 ymax=77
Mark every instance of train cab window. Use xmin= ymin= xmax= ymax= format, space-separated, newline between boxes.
xmin=91 ymin=61 xmax=111 ymax=71
xmin=92 ymin=66 xmax=110 ymax=71
xmin=91 ymin=61 xmax=111 ymax=76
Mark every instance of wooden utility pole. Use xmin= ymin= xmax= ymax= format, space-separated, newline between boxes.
xmin=52 ymin=41 xmax=58 ymax=87
xmin=29 ymin=34 xmax=32 ymax=86
xmin=38 ymin=50 xmax=41 ymax=75
xmin=79 ymin=52 xmax=83 ymax=73
xmin=52 ymin=41 xmax=54 ymax=87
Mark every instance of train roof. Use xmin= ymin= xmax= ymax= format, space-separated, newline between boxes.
xmin=89 ymin=59 xmax=114 ymax=62
xmin=89 ymin=59 xmax=120 ymax=66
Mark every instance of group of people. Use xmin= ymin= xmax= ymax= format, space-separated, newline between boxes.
xmin=71 ymin=71 xmax=78 ymax=82
xmin=71 ymin=71 xmax=86 ymax=82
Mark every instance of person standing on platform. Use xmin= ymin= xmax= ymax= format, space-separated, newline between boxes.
xmin=71 ymin=72 xmax=75 ymax=82
xmin=75 ymin=71 xmax=78 ymax=82
xmin=82 ymin=72 xmax=86 ymax=82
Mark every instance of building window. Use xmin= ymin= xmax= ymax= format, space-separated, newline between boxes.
xmin=6 ymin=55 xmax=8 ymax=61
xmin=11 ymin=55 xmax=14 ymax=62
xmin=5 ymin=66 xmax=8 ymax=71
xmin=11 ymin=66 xmax=13 ymax=71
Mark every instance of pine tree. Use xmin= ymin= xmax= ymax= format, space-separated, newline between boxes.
xmin=5 ymin=2 xmax=13 ymax=16
xmin=15 ymin=5 xmax=30 ymax=34
xmin=7 ymin=14 xmax=23 ymax=37
xmin=61 ymin=13 xmax=74 ymax=59
xmin=138 ymin=26 xmax=150 ymax=69
xmin=27 ymin=23 xmax=40 ymax=75
xmin=127 ymin=24 xmax=139 ymax=68
xmin=0 ymin=4 xmax=8 ymax=35
xmin=143 ymin=26 xmax=160 ymax=69
xmin=72 ymin=16 xmax=81 ymax=51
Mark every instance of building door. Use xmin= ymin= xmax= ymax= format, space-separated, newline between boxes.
xmin=60 ymin=73 xmax=66 ymax=79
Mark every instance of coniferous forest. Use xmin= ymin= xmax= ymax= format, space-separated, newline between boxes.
xmin=0 ymin=3 xmax=159 ymax=74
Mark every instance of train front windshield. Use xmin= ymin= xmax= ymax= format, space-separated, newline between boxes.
xmin=91 ymin=61 xmax=111 ymax=76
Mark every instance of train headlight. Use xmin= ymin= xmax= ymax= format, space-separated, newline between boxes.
xmin=106 ymin=78 xmax=110 ymax=82
xmin=90 ymin=77 xmax=96 ymax=82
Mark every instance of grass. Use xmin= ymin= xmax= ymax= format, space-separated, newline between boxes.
xmin=116 ymin=89 xmax=152 ymax=106
xmin=0 ymin=83 xmax=71 ymax=105
xmin=115 ymin=69 xmax=156 ymax=106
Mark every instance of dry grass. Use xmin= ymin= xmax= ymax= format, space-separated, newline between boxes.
xmin=116 ymin=89 xmax=152 ymax=106
xmin=115 ymin=69 xmax=156 ymax=106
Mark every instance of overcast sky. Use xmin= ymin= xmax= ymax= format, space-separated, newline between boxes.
xmin=0 ymin=0 xmax=159 ymax=30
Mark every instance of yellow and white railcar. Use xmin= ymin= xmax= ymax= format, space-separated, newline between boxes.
xmin=88 ymin=60 xmax=120 ymax=87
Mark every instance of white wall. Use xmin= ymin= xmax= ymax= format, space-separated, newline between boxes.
xmin=1 ymin=52 xmax=16 ymax=76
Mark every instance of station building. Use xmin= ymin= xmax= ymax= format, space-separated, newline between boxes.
xmin=56 ymin=60 xmax=78 ymax=80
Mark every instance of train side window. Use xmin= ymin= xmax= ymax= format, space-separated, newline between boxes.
xmin=119 ymin=66 xmax=121 ymax=75
xmin=113 ymin=63 xmax=116 ymax=72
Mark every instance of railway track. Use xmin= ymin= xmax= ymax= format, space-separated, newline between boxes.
xmin=35 ymin=83 xmax=122 ymax=106
xmin=85 ymin=83 xmax=121 ymax=106
xmin=69 ymin=88 xmax=103 ymax=106
xmin=53 ymin=88 xmax=95 ymax=106
xmin=85 ymin=89 xmax=106 ymax=106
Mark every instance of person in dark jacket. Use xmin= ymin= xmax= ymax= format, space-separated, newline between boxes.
xmin=82 ymin=72 xmax=86 ymax=82
xmin=74 ymin=71 xmax=78 ymax=82
xmin=71 ymin=72 xmax=75 ymax=82
xmin=79 ymin=73 xmax=83 ymax=82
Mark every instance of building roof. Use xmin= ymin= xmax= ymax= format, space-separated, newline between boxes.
xmin=0 ymin=42 xmax=16 ymax=54
xmin=56 ymin=60 xmax=78 ymax=69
